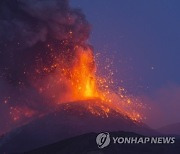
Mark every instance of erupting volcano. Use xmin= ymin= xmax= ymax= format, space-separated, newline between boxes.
xmin=31 ymin=42 xmax=144 ymax=122
xmin=0 ymin=0 xmax=145 ymax=133
xmin=0 ymin=0 xmax=147 ymax=153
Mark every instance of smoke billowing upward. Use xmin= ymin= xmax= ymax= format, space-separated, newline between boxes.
xmin=0 ymin=0 xmax=91 ymax=84
xmin=0 ymin=0 xmax=92 ymax=133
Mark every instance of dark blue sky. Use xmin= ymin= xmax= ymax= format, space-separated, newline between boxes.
xmin=71 ymin=0 xmax=180 ymax=128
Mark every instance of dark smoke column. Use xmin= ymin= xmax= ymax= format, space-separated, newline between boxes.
xmin=0 ymin=0 xmax=91 ymax=85
xmin=0 ymin=0 xmax=92 ymax=133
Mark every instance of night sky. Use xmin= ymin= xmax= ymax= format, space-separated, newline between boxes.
xmin=71 ymin=0 xmax=180 ymax=128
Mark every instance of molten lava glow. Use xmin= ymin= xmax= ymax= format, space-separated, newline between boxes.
xmin=69 ymin=48 xmax=99 ymax=100
xmin=65 ymin=47 xmax=113 ymax=104
xmin=54 ymin=46 xmax=144 ymax=122
xmin=8 ymin=46 xmax=144 ymax=123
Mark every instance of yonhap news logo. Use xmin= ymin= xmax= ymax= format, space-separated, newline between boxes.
xmin=96 ymin=132 xmax=111 ymax=149
xmin=96 ymin=132 xmax=175 ymax=149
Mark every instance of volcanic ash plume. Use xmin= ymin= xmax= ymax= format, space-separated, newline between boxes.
xmin=0 ymin=0 xmax=90 ymax=84
xmin=0 ymin=0 xmax=91 ymax=133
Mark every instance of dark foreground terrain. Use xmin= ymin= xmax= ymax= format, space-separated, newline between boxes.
xmin=26 ymin=131 xmax=180 ymax=154
xmin=0 ymin=101 xmax=179 ymax=154
xmin=0 ymin=101 xmax=156 ymax=153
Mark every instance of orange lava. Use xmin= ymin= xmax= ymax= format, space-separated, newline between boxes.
xmin=17 ymin=45 xmax=144 ymax=123
xmin=55 ymin=46 xmax=144 ymax=122
xmin=68 ymin=47 xmax=99 ymax=100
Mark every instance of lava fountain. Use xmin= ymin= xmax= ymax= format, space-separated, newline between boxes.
xmin=32 ymin=44 xmax=144 ymax=122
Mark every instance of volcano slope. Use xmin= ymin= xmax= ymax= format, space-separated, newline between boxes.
xmin=0 ymin=99 xmax=156 ymax=153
